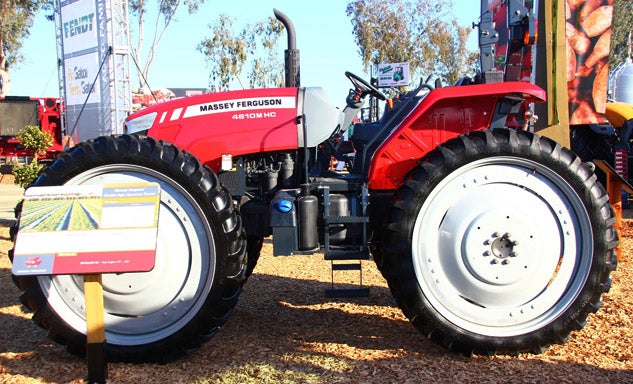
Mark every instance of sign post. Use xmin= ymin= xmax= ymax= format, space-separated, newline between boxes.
xmin=84 ymin=274 xmax=107 ymax=383
xmin=12 ymin=182 xmax=161 ymax=383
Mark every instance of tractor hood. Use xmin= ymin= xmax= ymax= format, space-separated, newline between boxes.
xmin=125 ymin=86 xmax=343 ymax=171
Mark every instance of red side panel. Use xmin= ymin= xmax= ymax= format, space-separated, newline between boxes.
xmin=39 ymin=98 xmax=64 ymax=156
xmin=0 ymin=96 xmax=63 ymax=160
xmin=144 ymin=88 xmax=299 ymax=171
xmin=367 ymin=82 xmax=546 ymax=190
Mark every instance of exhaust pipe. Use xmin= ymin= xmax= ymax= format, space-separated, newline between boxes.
xmin=274 ymin=8 xmax=300 ymax=87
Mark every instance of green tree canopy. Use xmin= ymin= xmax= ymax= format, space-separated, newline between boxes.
xmin=12 ymin=124 xmax=54 ymax=187
xmin=610 ymin=0 xmax=633 ymax=69
xmin=0 ymin=0 xmax=51 ymax=96
xmin=346 ymin=0 xmax=476 ymax=86
xmin=198 ymin=15 xmax=283 ymax=91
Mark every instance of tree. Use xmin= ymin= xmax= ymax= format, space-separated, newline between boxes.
xmin=610 ymin=0 xmax=633 ymax=69
xmin=346 ymin=0 xmax=476 ymax=86
xmin=197 ymin=15 xmax=248 ymax=92
xmin=198 ymin=15 xmax=283 ymax=91
xmin=426 ymin=18 xmax=476 ymax=85
xmin=12 ymin=125 xmax=54 ymax=188
xmin=129 ymin=0 xmax=205 ymax=89
xmin=0 ymin=0 xmax=51 ymax=97
xmin=246 ymin=17 xmax=284 ymax=89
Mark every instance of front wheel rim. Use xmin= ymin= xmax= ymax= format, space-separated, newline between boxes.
xmin=37 ymin=164 xmax=216 ymax=346
xmin=412 ymin=156 xmax=593 ymax=337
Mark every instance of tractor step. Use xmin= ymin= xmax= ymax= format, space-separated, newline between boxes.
xmin=321 ymin=184 xmax=371 ymax=298
xmin=325 ymin=287 xmax=370 ymax=298
xmin=324 ymin=247 xmax=370 ymax=260
xmin=331 ymin=262 xmax=362 ymax=271
xmin=324 ymin=215 xmax=369 ymax=224
xmin=326 ymin=255 xmax=370 ymax=297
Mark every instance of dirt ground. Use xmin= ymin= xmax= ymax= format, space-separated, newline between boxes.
xmin=0 ymin=171 xmax=632 ymax=383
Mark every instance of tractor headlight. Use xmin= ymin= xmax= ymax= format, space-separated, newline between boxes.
xmin=125 ymin=112 xmax=157 ymax=135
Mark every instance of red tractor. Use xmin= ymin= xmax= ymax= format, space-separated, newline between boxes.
xmin=10 ymin=7 xmax=617 ymax=362
xmin=0 ymin=96 xmax=63 ymax=164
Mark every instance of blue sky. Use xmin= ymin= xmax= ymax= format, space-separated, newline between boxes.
xmin=11 ymin=1 xmax=479 ymax=108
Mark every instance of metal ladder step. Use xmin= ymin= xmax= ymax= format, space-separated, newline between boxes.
xmin=325 ymin=215 xmax=369 ymax=224
xmin=325 ymin=287 xmax=370 ymax=298
xmin=331 ymin=262 xmax=362 ymax=271
xmin=321 ymin=184 xmax=371 ymax=298
xmin=327 ymin=257 xmax=370 ymax=297
xmin=324 ymin=247 xmax=370 ymax=261
xmin=325 ymin=255 xmax=370 ymax=298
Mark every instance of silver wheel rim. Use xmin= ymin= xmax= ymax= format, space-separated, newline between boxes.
xmin=411 ymin=156 xmax=593 ymax=337
xmin=36 ymin=164 xmax=216 ymax=346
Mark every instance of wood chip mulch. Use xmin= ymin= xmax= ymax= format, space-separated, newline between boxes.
xmin=0 ymin=198 xmax=632 ymax=383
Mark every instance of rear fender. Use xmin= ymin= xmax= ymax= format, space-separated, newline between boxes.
xmin=367 ymin=81 xmax=546 ymax=190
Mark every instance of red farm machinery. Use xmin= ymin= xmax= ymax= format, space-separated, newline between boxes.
xmin=0 ymin=96 xmax=63 ymax=166
xmin=8 ymin=1 xmax=623 ymax=362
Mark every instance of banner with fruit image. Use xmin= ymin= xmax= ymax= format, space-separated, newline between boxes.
xmin=566 ymin=0 xmax=613 ymax=124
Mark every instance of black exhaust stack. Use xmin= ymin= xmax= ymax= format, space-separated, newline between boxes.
xmin=274 ymin=8 xmax=300 ymax=87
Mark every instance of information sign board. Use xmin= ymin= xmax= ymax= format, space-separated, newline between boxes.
xmin=12 ymin=183 xmax=160 ymax=275
xmin=376 ymin=62 xmax=410 ymax=88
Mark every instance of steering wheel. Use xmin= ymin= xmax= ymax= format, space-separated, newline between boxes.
xmin=345 ymin=71 xmax=386 ymax=101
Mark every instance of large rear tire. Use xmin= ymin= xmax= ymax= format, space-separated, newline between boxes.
xmin=381 ymin=128 xmax=618 ymax=355
xmin=11 ymin=135 xmax=247 ymax=362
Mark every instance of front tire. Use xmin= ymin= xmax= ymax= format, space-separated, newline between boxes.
xmin=381 ymin=128 xmax=617 ymax=355
xmin=11 ymin=135 xmax=247 ymax=362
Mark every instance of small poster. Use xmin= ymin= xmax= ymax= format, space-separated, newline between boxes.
xmin=377 ymin=62 xmax=410 ymax=88
xmin=12 ymin=183 xmax=160 ymax=275
xmin=64 ymin=52 xmax=101 ymax=106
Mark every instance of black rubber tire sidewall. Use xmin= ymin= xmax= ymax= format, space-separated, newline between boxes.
xmin=12 ymin=135 xmax=247 ymax=362
xmin=380 ymin=128 xmax=618 ymax=355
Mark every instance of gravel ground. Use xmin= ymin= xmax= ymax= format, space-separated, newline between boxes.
xmin=0 ymin=172 xmax=632 ymax=383
xmin=1 ymin=223 xmax=633 ymax=383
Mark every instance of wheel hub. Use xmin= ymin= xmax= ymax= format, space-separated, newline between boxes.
xmin=488 ymin=232 xmax=516 ymax=261
xmin=462 ymin=210 xmax=533 ymax=286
